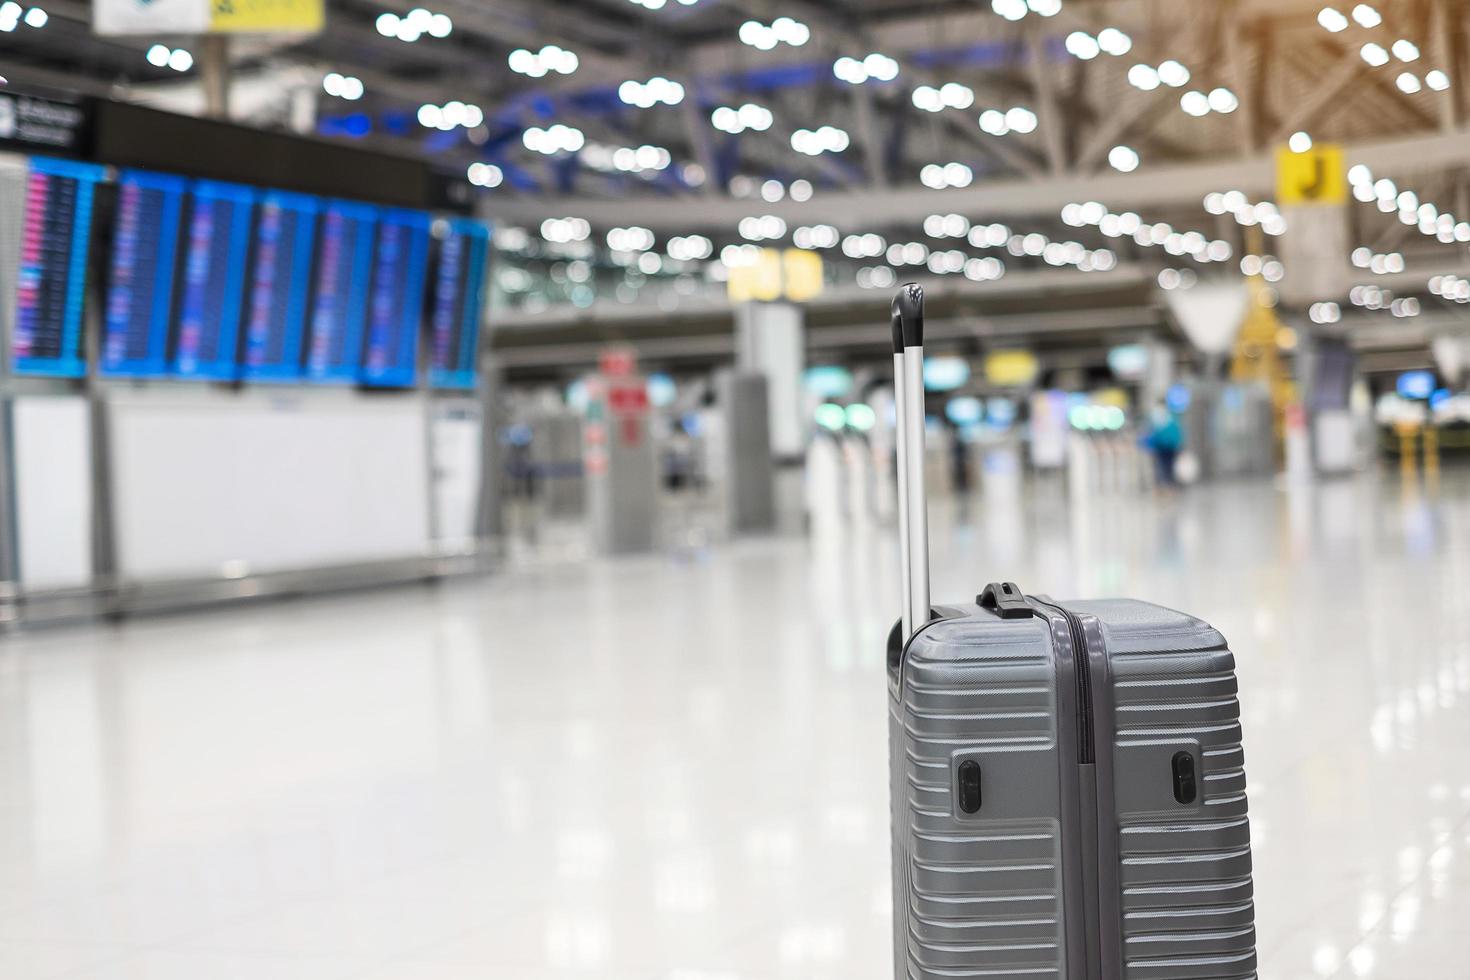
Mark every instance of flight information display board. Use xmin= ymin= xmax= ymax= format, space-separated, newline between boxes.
xmin=101 ymin=170 xmax=186 ymax=377
xmin=11 ymin=157 xmax=104 ymax=377
xmin=173 ymin=180 xmax=255 ymax=380
xmin=304 ymin=200 xmax=376 ymax=383
xmin=242 ymin=190 xmax=318 ymax=381
xmin=429 ymin=218 xmax=490 ymax=390
xmin=361 ymin=208 xmax=430 ymax=388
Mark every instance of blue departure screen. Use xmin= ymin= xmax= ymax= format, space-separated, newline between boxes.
xmin=101 ymin=171 xmax=185 ymax=377
xmin=173 ymin=180 xmax=254 ymax=380
xmin=242 ymin=190 xmax=318 ymax=380
xmin=12 ymin=157 xmax=104 ymax=377
xmin=305 ymin=201 xmax=376 ymax=383
xmin=429 ymin=218 xmax=490 ymax=390
xmin=361 ymin=209 xmax=429 ymax=388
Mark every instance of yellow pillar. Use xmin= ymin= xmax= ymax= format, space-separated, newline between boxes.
xmin=1395 ymin=422 xmax=1419 ymax=480
xmin=1423 ymin=425 xmax=1440 ymax=487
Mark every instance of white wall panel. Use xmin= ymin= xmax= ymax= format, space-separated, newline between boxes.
xmin=13 ymin=396 xmax=93 ymax=588
xmin=109 ymin=390 xmax=431 ymax=580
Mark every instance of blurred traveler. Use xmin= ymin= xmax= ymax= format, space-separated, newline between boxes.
xmin=1144 ymin=400 xmax=1184 ymax=487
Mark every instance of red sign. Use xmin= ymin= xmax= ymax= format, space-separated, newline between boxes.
xmin=608 ymin=384 xmax=649 ymax=415
xmin=599 ymin=347 xmax=637 ymax=377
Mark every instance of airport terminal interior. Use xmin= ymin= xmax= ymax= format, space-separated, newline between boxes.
xmin=3 ymin=0 xmax=1470 ymax=977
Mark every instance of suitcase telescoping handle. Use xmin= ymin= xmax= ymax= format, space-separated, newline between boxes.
xmin=892 ymin=284 xmax=930 ymax=640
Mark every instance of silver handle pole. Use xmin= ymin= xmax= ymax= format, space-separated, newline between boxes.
xmin=893 ymin=352 xmax=912 ymax=640
xmin=891 ymin=284 xmax=929 ymax=640
xmin=902 ymin=345 xmax=930 ymax=633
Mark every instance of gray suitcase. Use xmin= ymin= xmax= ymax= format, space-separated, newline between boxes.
xmin=886 ymin=284 xmax=1256 ymax=980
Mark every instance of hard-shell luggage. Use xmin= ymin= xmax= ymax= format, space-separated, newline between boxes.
xmin=885 ymin=283 xmax=1256 ymax=980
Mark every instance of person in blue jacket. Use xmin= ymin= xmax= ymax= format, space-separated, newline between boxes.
xmin=1144 ymin=400 xmax=1184 ymax=486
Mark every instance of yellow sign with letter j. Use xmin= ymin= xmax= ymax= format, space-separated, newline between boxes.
xmin=211 ymin=0 xmax=323 ymax=33
xmin=1276 ymin=143 xmax=1346 ymax=206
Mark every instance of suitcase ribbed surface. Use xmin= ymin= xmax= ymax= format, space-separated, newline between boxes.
xmin=892 ymin=619 xmax=1067 ymax=980
xmin=1108 ymin=642 xmax=1256 ymax=980
xmin=890 ymin=604 xmax=1256 ymax=980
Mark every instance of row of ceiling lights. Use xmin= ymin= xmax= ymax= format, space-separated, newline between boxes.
xmin=990 ymin=0 xmax=1060 ymax=20
xmin=1349 ymin=284 xmax=1419 ymax=316
xmin=1062 ymin=201 xmax=1232 ymax=262
xmin=1064 ymin=28 xmax=1132 ymax=60
xmin=791 ymin=126 xmax=849 ymax=155
xmin=832 ymin=53 xmax=900 ymax=85
xmin=374 ymin=8 xmax=452 ymax=42
xmin=1317 ymin=5 xmax=1452 ymax=94
xmin=322 ymin=72 xmax=364 ymax=100
xmin=0 ymin=2 xmax=44 ymax=31
xmin=418 ymin=100 xmax=484 ymax=131
xmin=145 ymin=44 xmax=193 ymax=72
xmin=729 ymin=176 xmax=813 ymax=202
xmin=911 ymin=83 xmax=974 ymax=112
xmin=1351 ymin=247 xmax=1405 ymax=275
xmin=508 ymin=44 xmax=578 ymax=77
xmin=581 ymin=143 xmax=672 ymax=173
xmin=1203 ymin=191 xmax=1287 ymax=236
xmin=466 ymin=162 xmax=503 ymax=187
xmin=738 ymin=17 xmax=809 ymax=50
xmin=617 ymin=77 xmax=685 ymax=108
xmin=711 ymin=103 xmax=773 ymax=134
xmin=1348 ymin=165 xmax=1470 ymax=242
xmin=1429 ymin=275 xmax=1470 ymax=304
xmin=1308 ymin=301 xmax=1342 ymax=323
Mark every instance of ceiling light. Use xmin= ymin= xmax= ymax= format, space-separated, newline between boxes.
xmin=1097 ymin=28 xmax=1131 ymax=55
xmin=146 ymin=43 xmax=170 ymax=67
xmin=1397 ymin=71 xmax=1422 ymax=93
xmin=1127 ymin=64 xmax=1160 ymax=90
xmin=1180 ymin=91 xmax=1209 ymax=116
xmin=1065 ymin=31 xmax=1100 ymax=60
xmin=1426 ymin=69 xmax=1451 ymax=91
xmin=1392 ymin=39 xmax=1420 ymax=62
xmin=21 ymin=5 xmax=43 ymax=27
xmin=991 ymin=0 xmax=1027 ymax=21
xmin=167 ymin=48 xmax=193 ymax=72
xmin=618 ymin=77 xmax=684 ymax=107
xmin=1156 ymin=60 xmax=1190 ymax=87
xmin=1317 ymin=6 xmax=1348 ymax=31
xmin=1289 ymin=131 xmax=1313 ymax=152
xmin=1108 ymin=145 xmax=1140 ymax=173
xmin=1361 ymin=42 xmax=1389 ymax=67
xmin=466 ymin=162 xmax=503 ymax=188
xmin=1351 ymin=3 xmax=1381 ymax=27
xmin=1005 ymin=106 xmax=1037 ymax=133
xmin=1208 ymin=87 xmax=1239 ymax=113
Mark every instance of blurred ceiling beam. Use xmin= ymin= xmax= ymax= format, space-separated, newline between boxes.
xmin=478 ymin=126 xmax=1470 ymax=230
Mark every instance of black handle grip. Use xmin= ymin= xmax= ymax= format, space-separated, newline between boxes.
xmin=978 ymin=581 xmax=1033 ymax=619
xmin=890 ymin=282 xmax=924 ymax=352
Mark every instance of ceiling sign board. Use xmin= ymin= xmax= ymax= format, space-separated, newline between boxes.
xmin=94 ymin=0 xmax=322 ymax=34
xmin=1276 ymin=143 xmax=1346 ymax=206
xmin=0 ymin=92 xmax=90 ymax=153
xmin=210 ymin=0 xmax=324 ymax=34
xmin=94 ymin=0 xmax=211 ymax=34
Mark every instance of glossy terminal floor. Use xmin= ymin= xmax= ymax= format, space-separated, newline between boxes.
xmin=3 ymin=469 xmax=1470 ymax=980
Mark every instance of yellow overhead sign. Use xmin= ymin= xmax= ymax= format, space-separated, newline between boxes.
xmin=782 ymin=248 xmax=824 ymax=301
xmin=726 ymin=248 xmax=824 ymax=303
xmin=1276 ymin=142 xmax=1346 ymax=206
xmin=983 ymin=349 xmax=1039 ymax=387
xmin=210 ymin=0 xmax=323 ymax=33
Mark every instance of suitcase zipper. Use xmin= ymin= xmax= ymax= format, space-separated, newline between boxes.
xmin=1035 ymin=599 xmax=1095 ymax=765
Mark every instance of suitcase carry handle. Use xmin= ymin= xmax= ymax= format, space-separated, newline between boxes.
xmin=891 ymin=284 xmax=930 ymax=640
